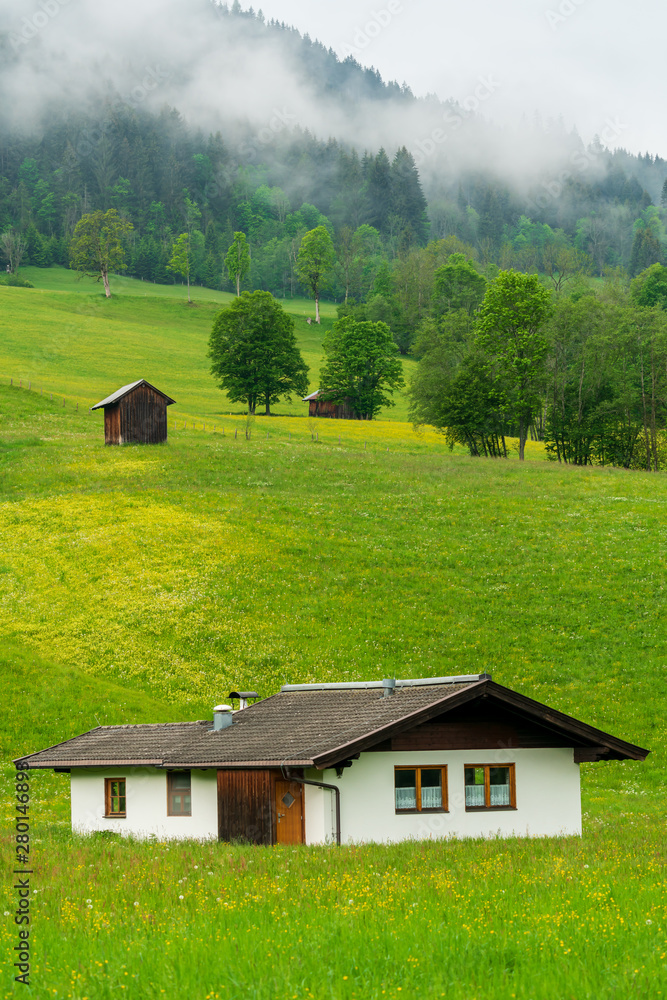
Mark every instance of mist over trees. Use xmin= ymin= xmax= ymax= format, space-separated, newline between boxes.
xmin=3 ymin=1 xmax=667 ymax=431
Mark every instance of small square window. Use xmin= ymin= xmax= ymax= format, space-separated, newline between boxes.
xmin=167 ymin=771 xmax=192 ymax=816
xmin=105 ymin=778 xmax=126 ymax=817
xmin=395 ymin=767 xmax=447 ymax=813
xmin=464 ymin=764 xmax=516 ymax=810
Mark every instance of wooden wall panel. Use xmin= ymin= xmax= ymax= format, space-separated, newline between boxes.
xmin=217 ymin=770 xmax=274 ymax=845
xmin=118 ymin=386 xmax=168 ymax=444
xmin=367 ymin=703 xmax=576 ymax=753
xmin=391 ymin=722 xmax=520 ymax=751
xmin=104 ymin=404 xmax=121 ymax=445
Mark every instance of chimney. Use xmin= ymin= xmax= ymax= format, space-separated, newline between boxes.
xmin=382 ymin=678 xmax=396 ymax=698
xmin=213 ymin=704 xmax=233 ymax=730
xmin=229 ymin=690 xmax=260 ymax=711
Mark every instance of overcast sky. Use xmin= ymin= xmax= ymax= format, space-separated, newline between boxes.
xmin=254 ymin=0 xmax=666 ymax=158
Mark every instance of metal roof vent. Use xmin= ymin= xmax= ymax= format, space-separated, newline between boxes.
xmin=213 ymin=705 xmax=233 ymax=731
xmin=382 ymin=678 xmax=396 ymax=698
xmin=229 ymin=690 xmax=260 ymax=711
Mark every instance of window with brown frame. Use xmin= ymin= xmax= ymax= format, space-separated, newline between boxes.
xmin=464 ymin=764 xmax=516 ymax=810
xmin=105 ymin=778 xmax=126 ymax=817
xmin=167 ymin=771 xmax=192 ymax=817
xmin=394 ymin=766 xmax=448 ymax=813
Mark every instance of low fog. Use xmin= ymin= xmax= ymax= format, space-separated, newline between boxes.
xmin=0 ymin=0 xmax=645 ymax=193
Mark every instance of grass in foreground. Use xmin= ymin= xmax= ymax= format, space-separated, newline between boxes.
xmin=1 ymin=820 xmax=665 ymax=999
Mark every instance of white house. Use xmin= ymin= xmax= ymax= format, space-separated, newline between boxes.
xmin=17 ymin=674 xmax=648 ymax=844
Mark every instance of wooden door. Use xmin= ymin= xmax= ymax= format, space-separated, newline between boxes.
xmin=274 ymin=779 xmax=304 ymax=845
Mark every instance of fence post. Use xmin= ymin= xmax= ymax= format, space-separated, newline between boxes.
xmin=62 ymin=398 xmax=65 ymax=407
xmin=235 ymin=427 xmax=237 ymax=439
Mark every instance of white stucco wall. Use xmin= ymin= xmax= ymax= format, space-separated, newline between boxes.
xmin=70 ymin=768 xmax=218 ymax=840
xmin=305 ymin=748 xmax=581 ymax=844
xmin=304 ymin=782 xmax=338 ymax=846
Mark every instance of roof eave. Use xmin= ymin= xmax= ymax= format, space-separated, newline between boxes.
xmin=91 ymin=379 xmax=176 ymax=410
xmin=485 ymin=681 xmax=650 ymax=761
xmin=311 ymin=678 xmax=650 ymax=769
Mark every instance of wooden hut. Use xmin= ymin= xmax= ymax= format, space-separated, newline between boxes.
xmin=303 ymin=389 xmax=357 ymax=420
xmin=91 ymin=380 xmax=176 ymax=445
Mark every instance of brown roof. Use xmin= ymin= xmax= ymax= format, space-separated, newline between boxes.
xmin=16 ymin=676 xmax=649 ymax=770
xmin=19 ymin=721 xmax=210 ymax=769
xmin=91 ymin=379 xmax=176 ymax=410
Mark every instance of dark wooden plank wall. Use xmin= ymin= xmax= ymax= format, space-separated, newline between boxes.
xmin=104 ymin=405 xmax=121 ymax=445
xmin=310 ymin=398 xmax=360 ymax=420
xmin=369 ymin=703 xmax=576 ymax=753
xmin=217 ymin=769 xmax=274 ymax=845
xmin=118 ymin=385 xmax=168 ymax=444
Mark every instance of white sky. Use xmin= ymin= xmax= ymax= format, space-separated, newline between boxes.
xmin=254 ymin=0 xmax=667 ymax=158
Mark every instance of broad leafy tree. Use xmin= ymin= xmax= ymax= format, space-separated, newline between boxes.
xmin=296 ymin=225 xmax=336 ymax=323
xmin=630 ymin=263 xmax=667 ymax=309
xmin=475 ymin=270 xmax=552 ymax=460
xmin=409 ymin=312 xmax=507 ymax=457
xmin=432 ymin=253 xmax=487 ymax=316
xmin=69 ymin=210 xmax=133 ymax=297
xmin=319 ymin=318 xmax=405 ymax=419
xmin=208 ymin=291 xmax=309 ymax=415
xmin=225 ymin=231 xmax=251 ymax=296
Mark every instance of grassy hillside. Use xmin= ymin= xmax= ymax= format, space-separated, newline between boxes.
xmin=1 ymin=317 xmax=665 ymax=998
xmin=0 ymin=267 xmax=418 ymax=422
xmin=0 ymin=380 xmax=661 ymax=777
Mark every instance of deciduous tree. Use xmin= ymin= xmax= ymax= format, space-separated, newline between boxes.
xmin=319 ymin=318 xmax=405 ymax=419
xmin=224 ymin=231 xmax=251 ymax=296
xmin=296 ymin=225 xmax=336 ymax=323
xmin=208 ymin=291 xmax=308 ymax=415
xmin=475 ymin=270 xmax=552 ymax=460
xmin=69 ymin=209 xmax=133 ymax=297
xmin=167 ymin=231 xmax=204 ymax=304
xmin=0 ymin=228 xmax=28 ymax=274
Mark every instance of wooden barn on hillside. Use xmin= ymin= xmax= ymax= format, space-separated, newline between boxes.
xmin=91 ymin=380 xmax=176 ymax=445
xmin=303 ymin=389 xmax=358 ymax=420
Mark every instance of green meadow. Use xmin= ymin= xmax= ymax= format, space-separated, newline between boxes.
xmin=0 ymin=267 xmax=416 ymax=422
xmin=0 ymin=270 xmax=665 ymax=998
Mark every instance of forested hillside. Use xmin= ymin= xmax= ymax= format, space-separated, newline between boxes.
xmin=1 ymin=4 xmax=667 ymax=318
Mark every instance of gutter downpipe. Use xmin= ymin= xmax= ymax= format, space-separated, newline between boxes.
xmin=284 ymin=771 xmax=341 ymax=846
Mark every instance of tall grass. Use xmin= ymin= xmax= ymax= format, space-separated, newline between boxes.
xmin=1 ymin=822 xmax=664 ymax=999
